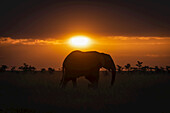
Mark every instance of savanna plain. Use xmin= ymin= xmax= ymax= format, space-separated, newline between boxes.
xmin=0 ymin=71 xmax=169 ymax=113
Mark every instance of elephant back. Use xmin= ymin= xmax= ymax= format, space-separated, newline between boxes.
xmin=63 ymin=51 xmax=101 ymax=72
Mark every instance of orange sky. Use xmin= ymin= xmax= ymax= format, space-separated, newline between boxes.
xmin=0 ymin=36 xmax=170 ymax=70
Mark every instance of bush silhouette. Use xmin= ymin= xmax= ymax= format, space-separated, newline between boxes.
xmin=141 ymin=66 xmax=149 ymax=72
xmin=166 ymin=66 xmax=170 ymax=73
xmin=0 ymin=65 xmax=8 ymax=72
xmin=48 ymin=67 xmax=55 ymax=74
xmin=18 ymin=63 xmax=36 ymax=72
xmin=41 ymin=68 xmax=46 ymax=72
xmin=0 ymin=61 xmax=169 ymax=74
xmin=11 ymin=66 xmax=16 ymax=72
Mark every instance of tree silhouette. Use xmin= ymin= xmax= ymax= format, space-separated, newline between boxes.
xmin=18 ymin=63 xmax=36 ymax=72
xmin=0 ymin=61 xmax=167 ymax=74
xmin=117 ymin=65 xmax=123 ymax=72
xmin=166 ymin=66 xmax=170 ymax=73
xmin=131 ymin=67 xmax=137 ymax=72
xmin=154 ymin=66 xmax=160 ymax=72
xmin=136 ymin=61 xmax=143 ymax=70
xmin=11 ymin=66 xmax=16 ymax=72
xmin=19 ymin=63 xmax=28 ymax=72
xmin=149 ymin=67 xmax=154 ymax=72
xmin=141 ymin=66 xmax=149 ymax=72
xmin=18 ymin=66 xmax=24 ymax=71
xmin=0 ymin=65 xmax=8 ymax=72
xmin=125 ymin=63 xmax=131 ymax=72
xmin=160 ymin=67 xmax=165 ymax=72
xmin=28 ymin=66 xmax=36 ymax=71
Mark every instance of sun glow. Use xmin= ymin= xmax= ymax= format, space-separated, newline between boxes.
xmin=69 ymin=36 xmax=91 ymax=47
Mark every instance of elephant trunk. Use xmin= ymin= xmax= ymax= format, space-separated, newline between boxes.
xmin=111 ymin=68 xmax=116 ymax=86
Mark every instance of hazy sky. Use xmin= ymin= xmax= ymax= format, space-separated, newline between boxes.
xmin=0 ymin=0 xmax=170 ymax=69
xmin=0 ymin=0 xmax=170 ymax=38
xmin=0 ymin=36 xmax=169 ymax=69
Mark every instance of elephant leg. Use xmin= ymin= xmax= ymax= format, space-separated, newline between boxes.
xmin=61 ymin=78 xmax=69 ymax=88
xmin=72 ymin=78 xmax=77 ymax=88
xmin=85 ymin=75 xmax=99 ymax=89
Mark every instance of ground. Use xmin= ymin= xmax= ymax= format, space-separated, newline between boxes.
xmin=0 ymin=71 xmax=169 ymax=113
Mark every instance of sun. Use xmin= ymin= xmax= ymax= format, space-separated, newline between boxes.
xmin=69 ymin=36 xmax=91 ymax=47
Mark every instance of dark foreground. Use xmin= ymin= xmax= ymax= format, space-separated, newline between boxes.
xmin=0 ymin=71 xmax=169 ymax=113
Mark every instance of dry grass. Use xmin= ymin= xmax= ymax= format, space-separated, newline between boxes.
xmin=0 ymin=72 xmax=169 ymax=113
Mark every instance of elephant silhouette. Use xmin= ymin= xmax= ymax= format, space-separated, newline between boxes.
xmin=59 ymin=50 xmax=116 ymax=88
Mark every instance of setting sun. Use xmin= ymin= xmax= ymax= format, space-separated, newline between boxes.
xmin=69 ymin=36 xmax=90 ymax=47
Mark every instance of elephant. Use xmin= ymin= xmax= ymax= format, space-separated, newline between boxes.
xmin=59 ymin=50 xmax=116 ymax=88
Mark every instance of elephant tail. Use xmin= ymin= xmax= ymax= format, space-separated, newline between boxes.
xmin=62 ymin=66 xmax=65 ymax=75
xmin=59 ymin=66 xmax=65 ymax=88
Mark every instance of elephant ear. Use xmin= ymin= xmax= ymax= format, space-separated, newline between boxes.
xmin=98 ymin=53 xmax=106 ymax=67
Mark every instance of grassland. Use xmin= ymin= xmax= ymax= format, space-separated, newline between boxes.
xmin=0 ymin=71 xmax=169 ymax=113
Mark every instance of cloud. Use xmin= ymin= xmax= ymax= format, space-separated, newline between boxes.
xmin=145 ymin=54 xmax=170 ymax=57
xmin=105 ymin=36 xmax=170 ymax=40
xmin=0 ymin=37 xmax=65 ymax=45
xmin=96 ymin=36 xmax=170 ymax=45
xmin=0 ymin=36 xmax=170 ymax=46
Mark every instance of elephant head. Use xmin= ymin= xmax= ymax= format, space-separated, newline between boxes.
xmin=99 ymin=53 xmax=116 ymax=86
